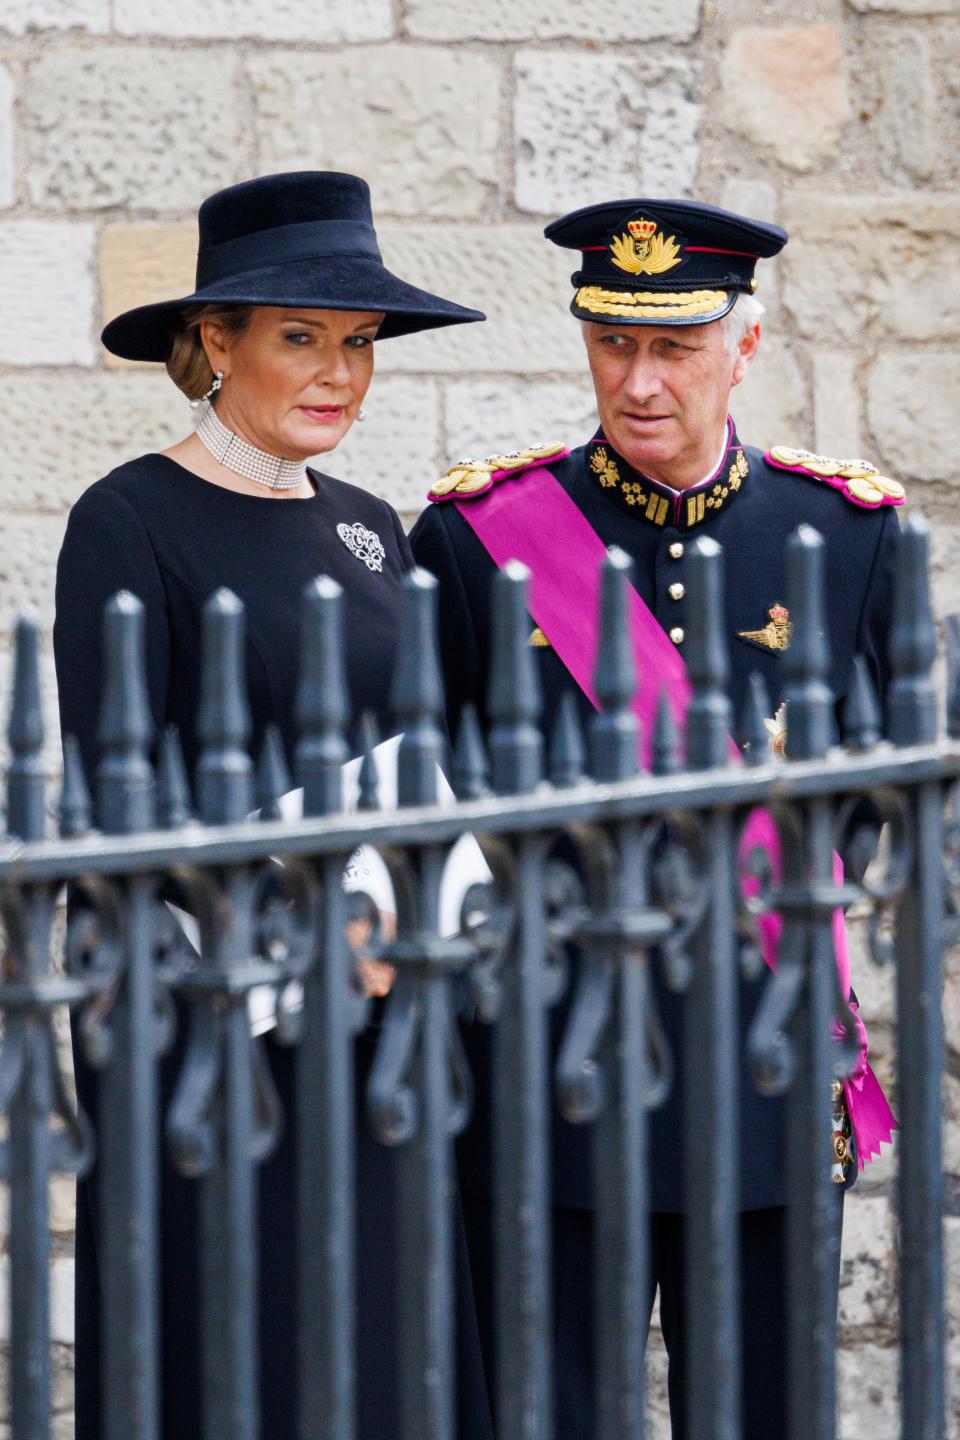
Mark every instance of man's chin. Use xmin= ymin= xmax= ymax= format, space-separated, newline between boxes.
xmin=610 ymin=419 xmax=676 ymax=470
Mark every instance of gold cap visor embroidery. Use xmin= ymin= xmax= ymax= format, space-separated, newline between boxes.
xmin=574 ymin=286 xmax=730 ymax=320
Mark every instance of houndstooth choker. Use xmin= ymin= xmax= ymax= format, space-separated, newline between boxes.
xmin=195 ymin=403 xmax=309 ymax=491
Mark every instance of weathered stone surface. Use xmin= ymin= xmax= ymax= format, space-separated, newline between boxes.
xmin=444 ymin=377 xmax=597 ymax=463
xmin=720 ymin=178 xmax=778 ymax=225
xmin=50 ymin=1177 xmax=77 ymax=1237
xmin=374 ymin=224 xmax=583 ymax=375
xmin=0 ymin=1258 xmax=73 ymax=1344
xmin=866 ymin=351 xmax=960 ymax=484
xmin=848 ymin=0 xmax=955 ymax=12
xmin=0 ymin=0 xmax=108 ymax=33
xmin=0 ymin=66 xmax=12 ymax=210
xmin=0 ymin=1341 xmax=72 ymax=1421
xmin=729 ymin=337 xmax=806 ymax=451
xmin=837 ymin=1342 xmax=899 ymax=1439
xmin=406 ymin=0 xmax=701 ymax=41
xmin=100 ymin=223 xmax=196 ymax=368
xmin=945 ymin=945 xmax=960 ymax=1071
xmin=637 ymin=63 xmax=702 ymax=200
xmin=814 ymin=350 xmax=862 ymax=458
xmin=945 ymin=1073 xmax=960 ymax=1178
xmin=721 ymin=26 xmax=849 ymax=172
xmin=116 ymin=0 xmax=392 ymax=41
xmin=0 ymin=514 xmax=68 ymax=633
xmin=947 ymin=1217 xmax=960 ymax=1335
xmin=879 ymin=33 xmax=935 ymax=181
xmin=514 ymin=52 xmax=699 ymax=214
xmin=838 ymin=1195 xmax=896 ymax=1332
xmin=923 ymin=523 xmax=960 ymax=637
xmin=325 ymin=377 xmax=441 ymax=515
xmin=26 ymin=47 xmax=247 ymax=211
xmin=0 ymin=222 xmax=96 ymax=366
xmin=249 ymin=49 xmax=500 ymax=219
xmin=0 ymin=372 xmax=188 ymax=511
xmin=646 ymin=1323 xmax=671 ymax=1437
xmin=782 ymin=194 xmax=960 ymax=344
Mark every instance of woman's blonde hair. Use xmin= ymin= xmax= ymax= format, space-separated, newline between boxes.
xmin=165 ymin=303 xmax=254 ymax=401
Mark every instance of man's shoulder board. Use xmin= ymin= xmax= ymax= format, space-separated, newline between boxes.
xmin=765 ymin=445 xmax=906 ymax=510
xmin=428 ymin=441 xmax=568 ymax=503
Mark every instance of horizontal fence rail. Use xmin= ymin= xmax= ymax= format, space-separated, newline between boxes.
xmin=0 ymin=516 xmax=954 ymax=1439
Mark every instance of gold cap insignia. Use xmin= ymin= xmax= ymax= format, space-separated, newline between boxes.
xmin=610 ymin=220 xmax=683 ymax=277
xmin=738 ymin=604 xmax=791 ymax=654
xmin=528 ymin=627 xmax=551 ymax=648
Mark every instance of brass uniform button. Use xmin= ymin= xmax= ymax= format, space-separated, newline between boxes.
xmin=668 ymin=542 xmax=684 ymax=559
xmin=668 ymin=582 xmax=685 ymax=601
xmin=669 ymin=627 xmax=684 ymax=645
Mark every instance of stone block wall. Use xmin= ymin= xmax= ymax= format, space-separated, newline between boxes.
xmin=0 ymin=0 xmax=958 ymax=1434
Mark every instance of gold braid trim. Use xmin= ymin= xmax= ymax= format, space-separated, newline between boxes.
xmin=574 ymin=286 xmax=729 ymax=320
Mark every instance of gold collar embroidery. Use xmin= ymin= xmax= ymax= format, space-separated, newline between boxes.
xmin=589 ymin=443 xmax=749 ymax=530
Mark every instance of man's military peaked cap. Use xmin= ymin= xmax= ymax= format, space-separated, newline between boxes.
xmin=545 ymin=197 xmax=787 ymax=327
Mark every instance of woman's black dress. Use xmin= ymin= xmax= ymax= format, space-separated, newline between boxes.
xmin=54 ymin=453 xmax=493 ymax=1440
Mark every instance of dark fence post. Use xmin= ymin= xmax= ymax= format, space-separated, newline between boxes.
xmin=384 ymin=567 xmax=458 ymax=1440
xmin=294 ymin=575 xmax=359 ymax=1440
xmin=586 ymin=548 xmax=651 ymax=1440
xmin=94 ymin=591 xmax=161 ymax=1440
xmin=683 ymin=536 xmax=740 ymax=1440
xmin=781 ymin=525 xmax=842 ymax=1440
xmin=487 ymin=560 xmax=553 ymax=1440
xmin=889 ymin=514 xmax=945 ymax=1440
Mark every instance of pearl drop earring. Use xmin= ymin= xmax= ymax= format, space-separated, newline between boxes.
xmin=190 ymin=370 xmax=224 ymax=410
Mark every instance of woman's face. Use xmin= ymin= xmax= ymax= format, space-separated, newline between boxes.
xmin=202 ymin=306 xmax=384 ymax=460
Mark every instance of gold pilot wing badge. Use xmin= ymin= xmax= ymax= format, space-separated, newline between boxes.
xmin=610 ymin=218 xmax=683 ymax=277
xmin=738 ymin=604 xmax=791 ymax=654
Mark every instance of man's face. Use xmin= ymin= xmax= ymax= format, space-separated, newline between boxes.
xmin=581 ymin=317 xmax=760 ymax=485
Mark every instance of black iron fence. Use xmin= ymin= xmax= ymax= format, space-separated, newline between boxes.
xmin=0 ymin=516 xmax=953 ymax=1440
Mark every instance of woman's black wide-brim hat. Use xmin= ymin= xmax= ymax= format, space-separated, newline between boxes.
xmin=101 ymin=171 xmax=486 ymax=362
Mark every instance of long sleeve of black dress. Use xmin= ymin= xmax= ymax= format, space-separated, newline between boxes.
xmin=54 ymin=483 xmax=171 ymax=782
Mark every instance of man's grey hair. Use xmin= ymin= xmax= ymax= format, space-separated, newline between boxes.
xmin=720 ymin=293 xmax=765 ymax=353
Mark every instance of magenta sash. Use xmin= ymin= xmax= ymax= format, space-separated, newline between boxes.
xmin=454 ymin=465 xmax=897 ymax=1167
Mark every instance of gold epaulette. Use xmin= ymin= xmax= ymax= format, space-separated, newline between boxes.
xmin=429 ymin=441 xmax=568 ymax=502
xmin=766 ymin=446 xmax=905 ymax=509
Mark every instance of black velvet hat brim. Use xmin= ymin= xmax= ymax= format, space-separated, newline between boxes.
xmin=101 ymin=255 xmax=485 ymax=361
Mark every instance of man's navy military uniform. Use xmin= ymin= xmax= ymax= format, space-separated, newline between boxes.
xmin=410 ymin=197 xmax=902 ymax=1439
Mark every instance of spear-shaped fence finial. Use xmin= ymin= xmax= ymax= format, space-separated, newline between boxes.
xmin=156 ymin=726 xmax=191 ymax=829
xmin=651 ymin=687 xmax=681 ymax=777
xmin=739 ymin=672 xmax=772 ymax=769
xmin=550 ymin=691 xmax=586 ymax=789
xmin=782 ymin=525 xmax=832 ymax=761
xmin=389 ymin=567 xmax=444 ymax=807
xmin=256 ymin=724 xmax=290 ymax=821
xmin=842 ymin=656 xmax=882 ymax=753
xmin=196 ymin=587 xmax=253 ymax=825
xmin=96 ymin=591 xmax=154 ymax=835
xmin=488 ymin=560 xmax=542 ymax=795
xmin=453 ymin=704 xmax=490 ymax=800
xmin=7 ymin=612 xmax=46 ymax=841
xmin=686 ymin=536 xmax=730 ymax=771
xmin=590 ymin=546 xmax=638 ymax=782
xmin=356 ymin=710 xmax=381 ymax=811
xmin=58 ymin=733 xmax=91 ymax=839
xmin=888 ymin=513 xmax=937 ymax=747
xmin=296 ymin=576 xmax=348 ymax=817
